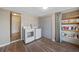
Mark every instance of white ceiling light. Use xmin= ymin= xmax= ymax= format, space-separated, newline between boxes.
xmin=12 ymin=12 xmax=21 ymax=16
xmin=42 ymin=7 xmax=48 ymax=9
xmin=13 ymin=13 xmax=17 ymax=15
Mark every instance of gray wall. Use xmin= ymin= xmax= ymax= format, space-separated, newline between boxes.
xmin=21 ymin=13 xmax=39 ymax=40
xmin=22 ymin=13 xmax=39 ymax=27
xmin=39 ymin=15 xmax=52 ymax=39
xmin=0 ymin=8 xmax=39 ymax=45
xmin=0 ymin=9 xmax=10 ymax=45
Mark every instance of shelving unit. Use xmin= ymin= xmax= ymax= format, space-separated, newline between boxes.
xmin=62 ymin=30 xmax=79 ymax=32
xmin=62 ymin=22 xmax=79 ymax=24
xmin=61 ymin=10 xmax=79 ymax=45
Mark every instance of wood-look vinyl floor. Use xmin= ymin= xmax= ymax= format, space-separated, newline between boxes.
xmin=0 ymin=38 xmax=79 ymax=52
xmin=11 ymin=32 xmax=21 ymax=41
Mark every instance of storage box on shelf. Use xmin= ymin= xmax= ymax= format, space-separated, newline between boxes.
xmin=62 ymin=18 xmax=79 ymax=24
xmin=61 ymin=17 xmax=79 ymax=44
xmin=61 ymin=32 xmax=79 ymax=39
xmin=62 ymin=18 xmax=79 ymax=32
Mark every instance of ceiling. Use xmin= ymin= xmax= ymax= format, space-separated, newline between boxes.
xmin=2 ymin=7 xmax=74 ymax=17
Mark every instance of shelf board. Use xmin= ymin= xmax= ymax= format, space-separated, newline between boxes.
xmin=62 ymin=15 xmax=79 ymax=20
xmin=62 ymin=30 xmax=79 ymax=32
xmin=62 ymin=22 xmax=79 ymax=24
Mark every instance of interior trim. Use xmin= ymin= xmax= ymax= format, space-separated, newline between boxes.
xmin=0 ymin=39 xmax=21 ymax=47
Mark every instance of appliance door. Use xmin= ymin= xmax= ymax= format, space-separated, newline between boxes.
xmin=35 ymin=29 xmax=41 ymax=39
xmin=25 ymin=36 xmax=34 ymax=43
xmin=25 ymin=29 xmax=35 ymax=44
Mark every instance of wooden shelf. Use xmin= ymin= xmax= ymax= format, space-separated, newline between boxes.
xmin=63 ymin=17 xmax=79 ymax=20
xmin=62 ymin=30 xmax=79 ymax=32
xmin=62 ymin=22 xmax=79 ymax=24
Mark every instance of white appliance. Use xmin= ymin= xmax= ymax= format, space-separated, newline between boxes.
xmin=35 ymin=28 xmax=41 ymax=39
xmin=23 ymin=26 xmax=41 ymax=44
xmin=24 ymin=28 xmax=35 ymax=44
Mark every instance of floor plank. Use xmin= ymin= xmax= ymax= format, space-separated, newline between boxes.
xmin=0 ymin=38 xmax=79 ymax=52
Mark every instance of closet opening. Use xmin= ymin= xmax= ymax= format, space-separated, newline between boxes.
xmin=10 ymin=12 xmax=21 ymax=42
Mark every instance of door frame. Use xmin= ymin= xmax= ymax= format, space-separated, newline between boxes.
xmin=10 ymin=11 xmax=21 ymax=42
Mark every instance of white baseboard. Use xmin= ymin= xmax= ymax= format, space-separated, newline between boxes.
xmin=0 ymin=39 xmax=21 ymax=47
xmin=0 ymin=43 xmax=10 ymax=48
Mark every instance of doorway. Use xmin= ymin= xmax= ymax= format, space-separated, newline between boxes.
xmin=10 ymin=12 xmax=21 ymax=42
